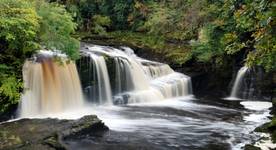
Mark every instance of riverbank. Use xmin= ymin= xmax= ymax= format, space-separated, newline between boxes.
xmin=0 ymin=36 xmax=274 ymax=149
xmin=0 ymin=115 xmax=108 ymax=150
xmin=244 ymin=99 xmax=276 ymax=150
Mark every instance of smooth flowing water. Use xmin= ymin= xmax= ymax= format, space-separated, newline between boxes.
xmin=37 ymin=97 xmax=271 ymax=150
xmin=78 ymin=45 xmax=192 ymax=104
xmin=19 ymin=50 xmax=84 ymax=117
xmin=227 ymin=66 xmax=249 ymax=100
xmin=17 ymin=47 xmax=272 ymax=150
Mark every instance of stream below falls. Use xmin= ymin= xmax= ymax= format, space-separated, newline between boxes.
xmin=34 ymin=96 xmax=272 ymax=150
xmin=14 ymin=46 xmax=272 ymax=150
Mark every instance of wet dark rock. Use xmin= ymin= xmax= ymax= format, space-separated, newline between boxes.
xmin=43 ymin=134 xmax=66 ymax=150
xmin=255 ymin=119 xmax=276 ymax=143
xmin=244 ymin=144 xmax=261 ymax=150
xmin=271 ymin=98 xmax=276 ymax=115
xmin=64 ymin=130 xmax=161 ymax=150
xmin=0 ymin=104 xmax=17 ymax=122
xmin=0 ymin=115 xmax=108 ymax=150
xmin=113 ymin=94 xmax=129 ymax=105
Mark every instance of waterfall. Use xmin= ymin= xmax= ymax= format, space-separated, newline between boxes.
xmin=77 ymin=51 xmax=112 ymax=104
xmin=19 ymin=50 xmax=84 ymax=117
xmin=19 ymin=45 xmax=193 ymax=118
xmin=228 ymin=66 xmax=249 ymax=99
xmin=78 ymin=45 xmax=193 ymax=104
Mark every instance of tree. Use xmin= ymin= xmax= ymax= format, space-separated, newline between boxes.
xmin=192 ymin=0 xmax=275 ymax=72
xmin=0 ymin=0 xmax=80 ymax=113
xmin=92 ymin=15 xmax=111 ymax=35
xmin=35 ymin=1 xmax=80 ymax=60
xmin=0 ymin=0 xmax=40 ymax=55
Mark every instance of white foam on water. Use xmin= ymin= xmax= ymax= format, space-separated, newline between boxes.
xmin=38 ymin=50 xmax=67 ymax=58
xmin=255 ymin=133 xmax=276 ymax=150
xmin=241 ymin=101 xmax=272 ymax=111
xmin=231 ymin=101 xmax=274 ymax=150
xmin=80 ymin=45 xmax=193 ymax=104
xmin=223 ymin=97 xmax=243 ymax=101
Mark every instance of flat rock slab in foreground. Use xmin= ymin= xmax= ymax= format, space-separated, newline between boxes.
xmin=0 ymin=115 xmax=108 ymax=150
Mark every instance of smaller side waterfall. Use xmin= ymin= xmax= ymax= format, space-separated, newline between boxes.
xmin=19 ymin=50 xmax=84 ymax=117
xmin=226 ymin=66 xmax=272 ymax=100
xmin=228 ymin=66 xmax=248 ymax=99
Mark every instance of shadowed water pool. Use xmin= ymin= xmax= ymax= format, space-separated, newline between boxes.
xmin=49 ymin=97 xmax=271 ymax=150
xmin=16 ymin=46 xmax=272 ymax=150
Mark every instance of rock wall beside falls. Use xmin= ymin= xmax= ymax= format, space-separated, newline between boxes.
xmin=229 ymin=66 xmax=275 ymax=100
xmin=165 ymin=61 xmax=274 ymax=101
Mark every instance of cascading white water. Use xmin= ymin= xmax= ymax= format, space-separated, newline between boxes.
xmin=79 ymin=45 xmax=193 ymax=104
xmin=91 ymin=53 xmax=112 ymax=104
xmin=142 ymin=64 xmax=174 ymax=79
xmin=228 ymin=66 xmax=248 ymax=99
xmin=19 ymin=50 xmax=84 ymax=117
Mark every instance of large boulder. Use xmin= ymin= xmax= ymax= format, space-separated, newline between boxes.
xmin=0 ymin=115 xmax=108 ymax=150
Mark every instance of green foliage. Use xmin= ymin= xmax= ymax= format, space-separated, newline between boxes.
xmin=92 ymin=15 xmax=111 ymax=35
xmin=0 ymin=0 xmax=80 ymax=59
xmin=0 ymin=64 xmax=22 ymax=112
xmin=0 ymin=0 xmax=40 ymax=54
xmin=192 ymin=0 xmax=275 ymax=71
xmin=93 ymin=15 xmax=111 ymax=27
xmin=111 ymin=0 xmax=134 ymax=29
xmin=61 ymin=0 xmax=134 ymax=31
xmin=0 ymin=76 xmax=22 ymax=111
xmin=192 ymin=24 xmax=224 ymax=63
xmin=0 ymin=0 xmax=275 ymax=113
xmin=0 ymin=0 xmax=80 ymax=113
xmin=244 ymin=0 xmax=276 ymax=72
xmin=142 ymin=2 xmax=173 ymax=35
xmin=109 ymin=31 xmax=192 ymax=65
xmin=165 ymin=50 xmax=193 ymax=65
xmin=109 ymin=31 xmax=165 ymax=50
xmin=53 ymin=0 xmax=274 ymax=71
xmin=140 ymin=0 xmax=209 ymax=40
xmin=35 ymin=1 xmax=80 ymax=60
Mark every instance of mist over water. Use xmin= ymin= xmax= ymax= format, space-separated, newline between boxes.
xmin=19 ymin=51 xmax=84 ymax=117
xmin=78 ymin=45 xmax=193 ymax=104
xmin=17 ymin=46 xmax=272 ymax=149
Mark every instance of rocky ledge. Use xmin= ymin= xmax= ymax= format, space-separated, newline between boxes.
xmin=0 ymin=115 xmax=108 ymax=150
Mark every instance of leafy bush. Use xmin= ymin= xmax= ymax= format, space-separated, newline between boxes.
xmin=36 ymin=1 xmax=80 ymax=60
xmin=0 ymin=0 xmax=80 ymax=113
xmin=92 ymin=15 xmax=111 ymax=35
xmin=0 ymin=0 xmax=40 ymax=54
xmin=191 ymin=0 xmax=275 ymax=71
xmin=0 ymin=76 xmax=22 ymax=112
xmin=192 ymin=24 xmax=224 ymax=63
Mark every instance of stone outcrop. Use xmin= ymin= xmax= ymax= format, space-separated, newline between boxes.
xmin=0 ymin=115 xmax=108 ymax=150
